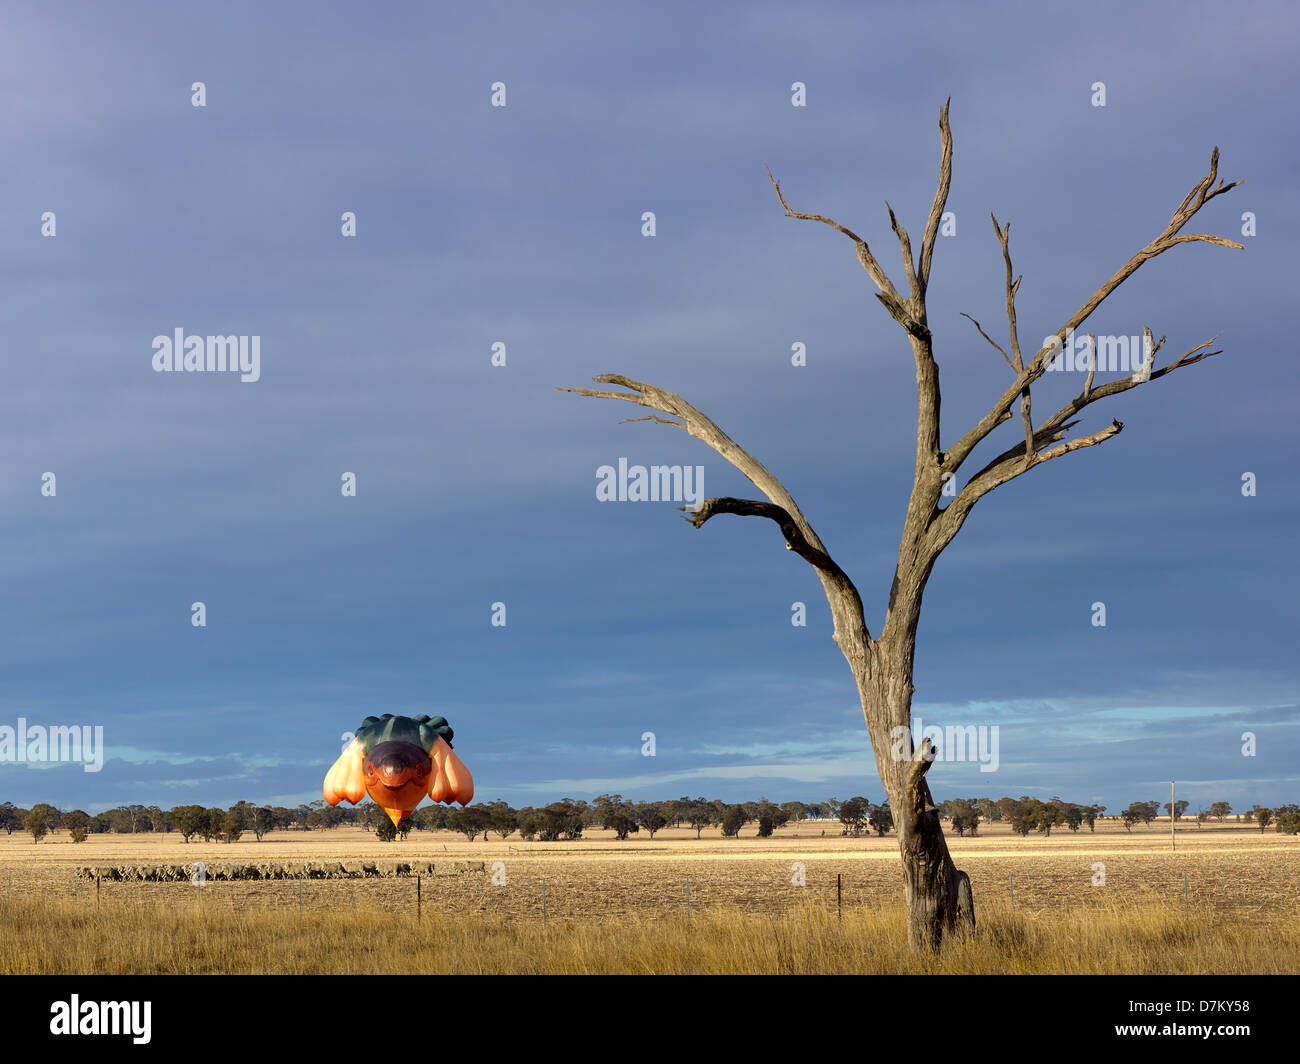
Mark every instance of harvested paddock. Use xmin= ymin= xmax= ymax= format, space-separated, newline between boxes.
xmin=2 ymin=821 xmax=1297 ymax=972
xmin=3 ymin=820 xmax=1296 ymax=925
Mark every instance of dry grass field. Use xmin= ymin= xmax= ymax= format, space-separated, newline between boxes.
xmin=3 ymin=819 xmax=1297 ymax=973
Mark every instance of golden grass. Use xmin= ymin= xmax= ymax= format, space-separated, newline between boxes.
xmin=3 ymin=822 xmax=1295 ymax=972
xmin=2 ymin=893 xmax=1296 ymax=974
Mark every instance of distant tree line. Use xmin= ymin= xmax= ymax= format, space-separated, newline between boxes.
xmin=3 ymin=795 xmax=1297 ymax=845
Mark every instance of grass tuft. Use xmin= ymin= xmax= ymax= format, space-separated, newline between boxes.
xmin=3 ymin=893 xmax=1297 ymax=974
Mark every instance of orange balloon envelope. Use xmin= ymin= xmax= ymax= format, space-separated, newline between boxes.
xmin=324 ymin=714 xmax=473 ymax=826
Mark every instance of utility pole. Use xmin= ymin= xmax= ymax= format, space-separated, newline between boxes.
xmin=1171 ymin=781 xmax=1176 ymax=852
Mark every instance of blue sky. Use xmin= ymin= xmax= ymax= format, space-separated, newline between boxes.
xmin=1 ymin=1 xmax=1296 ymax=816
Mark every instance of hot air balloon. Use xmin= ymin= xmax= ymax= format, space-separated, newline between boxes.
xmin=323 ymin=714 xmax=473 ymax=826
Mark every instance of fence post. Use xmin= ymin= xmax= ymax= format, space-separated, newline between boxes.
xmin=1183 ymin=872 xmax=1189 ymax=909
xmin=417 ymin=874 xmax=422 ymax=921
xmin=1009 ymin=874 xmax=1015 ymax=904
xmin=685 ymin=877 xmax=690 ymax=922
xmin=96 ymin=875 xmax=100 ymax=908
xmin=837 ymin=873 xmax=842 ymax=921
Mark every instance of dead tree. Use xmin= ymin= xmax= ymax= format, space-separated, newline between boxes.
xmin=562 ymin=100 xmax=1242 ymax=950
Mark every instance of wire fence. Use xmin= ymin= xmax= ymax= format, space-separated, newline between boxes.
xmin=4 ymin=861 xmax=1290 ymax=923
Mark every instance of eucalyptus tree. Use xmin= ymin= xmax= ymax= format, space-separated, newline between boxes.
xmin=564 ymin=101 xmax=1241 ymax=949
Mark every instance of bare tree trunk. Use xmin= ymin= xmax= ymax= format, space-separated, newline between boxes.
xmin=900 ymin=794 xmax=971 ymax=949
xmin=851 ymin=633 xmax=974 ymax=950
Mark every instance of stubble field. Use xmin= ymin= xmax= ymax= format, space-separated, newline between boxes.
xmin=3 ymin=819 xmax=1296 ymax=973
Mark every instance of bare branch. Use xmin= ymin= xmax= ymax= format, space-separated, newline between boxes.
xmin=1033 ymin=334 xmax=1219 ymax=442
xmin=766 ymin=165 xmax=917 ymax=333
xmin=917 ymin=97 xmax=952 ymax=295
xmin=993 ymin=418 xmax=1123 ymax=483
xmin=937 ymin=332 xmax=1222 ymax=542
xmin=942 ymin=149 xmax=1243 ymax=476
xmin=767 ymin=99 xmax=955 ymax=484
xmin=960 ymin=312 xmax=1015 ymax=371
xmin=620 ymin=414 xmax=686 ymax=431
xmin=1156 ymin=233 xmax=1244 ymax=251
xmin=992 ymin=216 xmax=1025 ymax=371
xmin=560 ymin=374 xmax=872 ymax=648
xmin=962 ymin=418 xmax=1084 ymax=485
xmin=1172 ymin=145 xmax=1243 ymax=216
xmin=560 ymin=375 xmax=806 ymax=520
xmin=886 ymin=202 xmax=920 ymax=305
xmin=683 ymin=497 xmax=848 ymax=578
xmin=991 ymin=214 xmax=1034 ymax=463
xmin=932 ymin=420 xmax=1126 ymax=555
